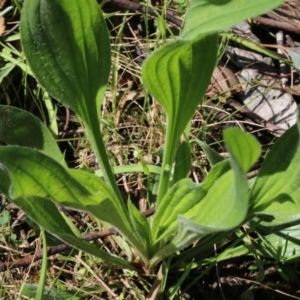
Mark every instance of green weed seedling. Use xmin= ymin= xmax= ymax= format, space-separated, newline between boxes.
xmin=1 ymin=0 xmax=297 ymax=283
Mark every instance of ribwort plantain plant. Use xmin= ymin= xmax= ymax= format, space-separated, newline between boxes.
xmin=3 ymin=0 xmax=299 ymax=281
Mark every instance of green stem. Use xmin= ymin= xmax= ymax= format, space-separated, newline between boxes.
xmin=85 ymin=123 xmax=124 ymax=204
xmin=35 ymin=228 xmax=47 ymax=300
xmin=86 ymin=123 xmax=151 ymax=264
xmin=156 ymin=120 xmax=180 ymax=205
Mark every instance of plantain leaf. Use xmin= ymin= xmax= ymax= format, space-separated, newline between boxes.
xmin=0 ymin=107 xmax=105 ymax=255
xmin=0 ymin=105 xmax=63 ymax=163
xmin=223 ymin=128 xmax=261 ymax=173
xmin=150 ymin=129 xmax=251 ymax=267
xmin=0 ymin=146 xmax=138 ymax=245
xmin=142 ymin=35 xmax=218 ymax=203
xmin=191 ymin=128 xmax=253 ymax=227
xmin=181 ymin=0 xmax=284 ymax=40
xmin=193 ymin=139 xmax=224 ymax=166
xmin=151 ymin=161 xmax=230 ymax=244
xmin=142 ymin=35 xmax=218 ymax=158
xmin=127 ymin=200 xmax=152 ymax=256
xmin=20 ymin=0 xmax=110 ymax=125
xmin=0 ymin=166 xmax=11 ymax=196
xmin=255 ymin=224 xmax=300 ymax=263
xmin=24 ymin=197 xmax=133 ymax=270
xmin=171 ymin=141 xmax=191 ymax=185
xmin=0 ymin=179 xmax=133 ymax=269
xmin=21 ymin=0 xmax=123 ymax=196
xmin=151 ymin=178 xmax=206 ymax=243
xmin=250 ymin=119 xmax=300 ymax=227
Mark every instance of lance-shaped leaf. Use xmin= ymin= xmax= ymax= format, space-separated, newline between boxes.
xmin=151 ymin=177 xmax=209 ymax=244
xmin=0 ymin=166 xmax=134 ymax=269
xmin=142 ymin=35 xmax=218 ymax=203
xmin=192 ymin=139 xmax=224 ymax=166
xmin=0 ymin=108 xmax=117 ymax=262
xmin=181 ymin=0 xmax=284 ymax=40
xmin=20 ymin=0 xmax=110 ymax=125
xmin=250 ymin=116 xmax=300 ymax=227
xmin=142 ymin=35 xmax=218 ymax=156
xmin=192 ymin=128 xmax=260 ymax=226
xmin=127 ymin=200 xmax=152 ymax=257
xmin=0 ymin=146 xmax=143 ymax=250
xmin=21 ymin=0 xmax=123 ymax=203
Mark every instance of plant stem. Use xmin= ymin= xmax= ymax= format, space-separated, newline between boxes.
xmin=86 ymin=123 xmax=151 ymax=263
xmin=156 ymin=120 xmax=178 ymax=204
xmin=85 ymin=123 xmax=124 ymax=204
xmin=36 ymin=228 xmax=47 ymax=300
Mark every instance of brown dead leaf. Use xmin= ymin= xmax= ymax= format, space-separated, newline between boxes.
xmin=0 ymin=17 xmax=5 ymax=37
xmin=0 ymin=0 xmax=6 ymax=10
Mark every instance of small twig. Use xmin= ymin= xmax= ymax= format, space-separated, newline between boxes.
xmin=0 ymin=23 xmax=19 ymax=39
xmin=253 ymin=16 xmax=300 ymax=34
xmin=0 ymin=207 xmax=155 ymax=272
xmin=63 ymin=106 xmax=70 ymax=131
xmin=232 ymin=276 xmax=300 ymax=300
xmin=0 ymin=228 xmax=117 ymax=272
xmin=76 ymin=255 xmax=119 ymax=299
xmin=146 ymin=264 xmax=163 ymax=300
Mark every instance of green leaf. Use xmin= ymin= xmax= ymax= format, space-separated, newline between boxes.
xmin=0 ymin=167 xmax=11 ymax=196
xmin=21 ymin=0 xmax=120 ymax=195
xmin=223 ymin=128 xmax=261 ymax=173
xmin=287 ymin=47 xmax=300 ymax=72
xmin=0 ymin=105 xmax=63 ymax=163
xmin=250 ymin=123 xmax=300 ymax=227
xmin=192 ymin=169 xmax=247 ymax=229
xmin=20 ymin=0 xmax=110 ymax=124
xmin=181 ymin=0 xmax=284 ymax=40
xmin=192 ymin=139 xmax=224 ymax=166
xmin=0 ymin=146 xmax=142 ymax=268
xmin=191 ymin=129 xmax=252 ymax=229
xmin=142 ymin=35 xmax=218 ymax=203
xmin=152 ymin=160 xmax=230 ymax=243
xmin=256 ymin=224 xmax=300 ymax=263
xmin=171 ymin=141 xmax=191 ymax=185
xmin=151 ymin=178 xmax=206 ymax=243
xmin=150 ymin=129 xmax=251 ymax=267
xmin=142 ymin=35 xmax=218 ymax=152
xmin=0 ymin=146 xmax=135 ymax=243
xmin=69 ymin=169 xmax=111 ymax=194
xmin=21 ymin=284 xmax=82 ymax=300
xmin=150 ymin=166 xmax=248 ymax=267
xmin=0 ymin=210 xmax=10 ymax=225
xmin=127 ymin=200 xmax=152 ymax=256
